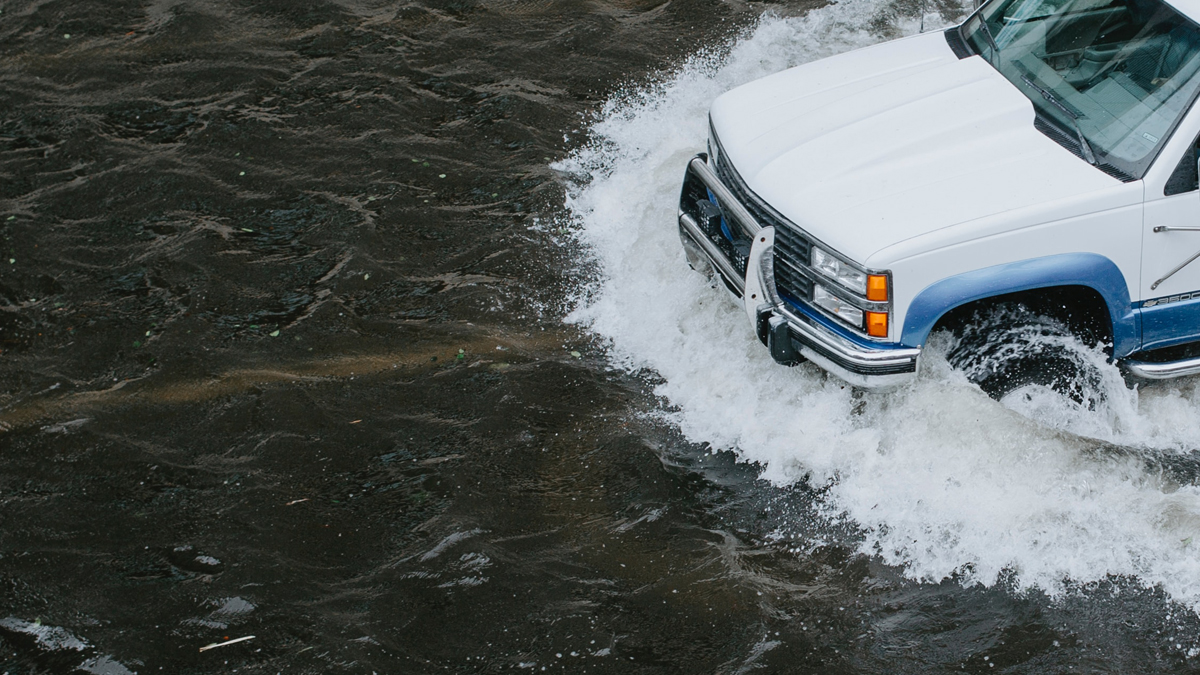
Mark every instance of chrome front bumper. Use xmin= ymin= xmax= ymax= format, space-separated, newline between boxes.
xmin=678 ymin=155 xmax=920 ymax=391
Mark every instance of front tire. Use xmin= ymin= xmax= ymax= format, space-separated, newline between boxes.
xmin=944 ymin=303 xmax=1108 ymax=407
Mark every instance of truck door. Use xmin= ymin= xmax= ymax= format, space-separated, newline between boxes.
xmin=1141 ymin=133 xmax=1200 ymax=352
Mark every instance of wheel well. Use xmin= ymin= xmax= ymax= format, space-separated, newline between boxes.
xmin=930 ymin=285 xmax=1113 ymax=349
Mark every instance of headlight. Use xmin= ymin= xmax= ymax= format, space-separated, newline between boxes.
xmin=813 ymin=285 xmax=864 ymax=328
xmin=811 ymin=247 xmax=867 ymax=294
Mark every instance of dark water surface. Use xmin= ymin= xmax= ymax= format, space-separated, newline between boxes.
xmin=4 ymin=1 xmax=1200 ymax=673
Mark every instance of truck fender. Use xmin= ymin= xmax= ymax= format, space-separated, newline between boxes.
xmin=899 ymin=253 xmax=1139 ymax=357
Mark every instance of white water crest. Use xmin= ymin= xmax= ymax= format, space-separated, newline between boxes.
xmin=559 ymin=2 xmax=1200 ymax=610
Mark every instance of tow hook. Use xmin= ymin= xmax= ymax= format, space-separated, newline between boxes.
xmin=756 ymin=304 xmax=804 ymax=366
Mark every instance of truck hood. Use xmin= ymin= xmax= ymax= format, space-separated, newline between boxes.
xmin=708 ymin=31 xmax=1132 ymax=266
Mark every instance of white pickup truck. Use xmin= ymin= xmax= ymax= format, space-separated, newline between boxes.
xmin=678 ymin=0 xmax=1200 ymax=391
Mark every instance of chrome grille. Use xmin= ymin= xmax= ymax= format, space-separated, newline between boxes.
xmin=773 ymin=228 xmax=813 ymax=302
xmin=712 ymin=151 xmax=813 ymax=304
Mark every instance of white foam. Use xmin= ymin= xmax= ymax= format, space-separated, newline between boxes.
xmin=559 ymin=4 xmax=1200 ymax=610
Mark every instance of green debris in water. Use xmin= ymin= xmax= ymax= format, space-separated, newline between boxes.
xmin=132 ymin=341 xmax=141 ymax=348
xmin=63 ymin=33 xmax=71 ymax=39
xmin=249 ymin=324 xmax=259 ymax=329
xmin=1184 ymin=537 xmax=1194 ymax=547
xmin=269 ymin=330 xmax=280 ymax=337
xmin=239 ymin=171 xmax=246 ymax=176
xmin=7 ymin=259 xmax=13 ymax=264
xmin=456 ymin=348 xmax=465 ymax=361
xmin=422 ymin=162 xmax=429 ymax=167
xmin=570 ymin=351 xmax=581 ymax=358
xmin=438 ymin=174 xmax=446 ymax=178
xmin=241 ymin=228 xmax=253 ymax=232
xmin=491 ymin=193 xmax=498 ymax=198
xmin=5 ymin=215 xmax=14 ymax=221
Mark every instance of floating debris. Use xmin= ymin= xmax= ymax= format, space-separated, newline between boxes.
xmin=269 ymin=330 xmax=280 ymax=337
xmin=286 ymin=498 xmax=309 ymax=506
xmin=199 ymin=635 xmax=255 ymax=652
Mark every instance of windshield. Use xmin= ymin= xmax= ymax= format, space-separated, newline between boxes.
xmin=962 ymin=0 xmax=1200 ymax=178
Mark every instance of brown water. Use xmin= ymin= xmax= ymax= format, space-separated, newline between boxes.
xmin=4 ymin=1 xmax=1200 ymax=673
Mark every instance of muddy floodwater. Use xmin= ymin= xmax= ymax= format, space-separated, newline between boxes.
xmin=8 ymin=0 xmax=1200 ymax=673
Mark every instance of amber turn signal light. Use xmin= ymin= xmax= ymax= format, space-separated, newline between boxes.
xmin=866 ymin=274 xmax=889 ymax=302
xmin=866 ymin=311 xmax=888 ymax=337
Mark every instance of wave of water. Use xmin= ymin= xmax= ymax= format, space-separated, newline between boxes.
xmin=559 ymin=1 xmax=1200 ymax=611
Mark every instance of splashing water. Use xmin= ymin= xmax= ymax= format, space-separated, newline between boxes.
xmin=559 ymin=2 xmax=1200 ymax=611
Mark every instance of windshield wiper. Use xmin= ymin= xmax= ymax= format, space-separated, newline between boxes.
xmin=1020 ymin=74 xmax=1098 ymax=165
xmin=976 ymin=18 xmax=1001 ymax=65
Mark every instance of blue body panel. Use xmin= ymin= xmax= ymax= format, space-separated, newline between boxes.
xmin=1139 ymin=297 xmax=1200 ymax=352
xmin=900 ymin=253 xmax=1141 ymax=357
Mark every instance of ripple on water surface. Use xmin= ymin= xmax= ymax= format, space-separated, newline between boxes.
xmin=560 ymin=1 xmax=1200 ymax=614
